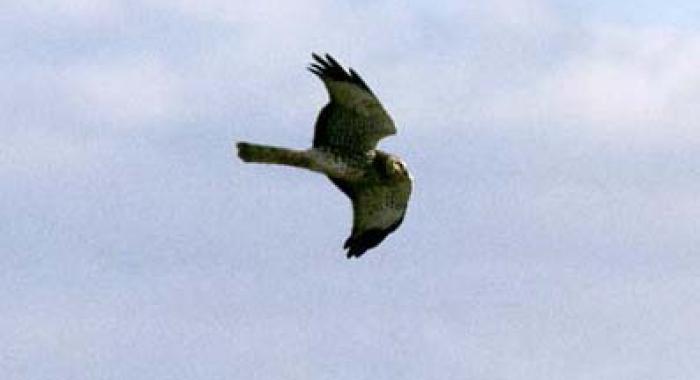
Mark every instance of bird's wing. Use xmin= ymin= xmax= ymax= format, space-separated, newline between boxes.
xmin=342 ymin=178 xmax=412 ymax=258
xmin=308 ymin=53 xmax=396 ymax=154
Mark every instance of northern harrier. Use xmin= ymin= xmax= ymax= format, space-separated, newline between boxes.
xmin=236 ymin=53 xmax=412 ymax=258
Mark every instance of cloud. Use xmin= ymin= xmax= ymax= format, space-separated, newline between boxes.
xmin=0 ymin=131 xmax=95 ymax=175
xmin=0 ymin=52 xmax=183 ymax=175
xmin=147 ymin=0 xmax=324 ymax=25
xmin=487 ymin=25 xmax=700 ymax=145
xmin=8 ymin=0 xmax=699 ymax=147
xmin=61 ymin=54 xmax=184 ymax=129
xmin=6 ymin=1 xmax=124 ymax=30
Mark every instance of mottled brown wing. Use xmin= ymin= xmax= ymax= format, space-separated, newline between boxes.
xmin=343 ymin=178 xmax=412 ymax=258
xmin=308 ymin=53 xmax=396 ymax=154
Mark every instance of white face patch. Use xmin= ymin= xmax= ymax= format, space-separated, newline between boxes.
xmin=389 ymin=159 xmax=409 ymax=178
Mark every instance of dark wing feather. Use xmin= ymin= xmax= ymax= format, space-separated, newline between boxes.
xmin=344 ymin=216 xmax=405 ymax=258
xmin=308 ymin=53 xmax=373 ymax=93
xmin=342 ymin=177 xmax=412 ymax=258
xmin=308 ymin=53 xmax=396 ymax=154
xmin=328 ymin=177 xmax=356 ymax=201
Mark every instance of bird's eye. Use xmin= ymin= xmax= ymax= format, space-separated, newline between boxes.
xmin=391 ymin=161 xmax=406 ymax=176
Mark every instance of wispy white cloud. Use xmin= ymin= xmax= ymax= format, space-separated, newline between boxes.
xmin=0 ymin=131 xmax=95 ymax=175
xmin=6 ymin=1 xmax=125 ymax=30
xmin=487 ymin=25 xmax=700 ymax=145
xmin=61 ymin=54 xmax=184 ymax=129
xmin=1 ymin=52 xmax=183 ymax=174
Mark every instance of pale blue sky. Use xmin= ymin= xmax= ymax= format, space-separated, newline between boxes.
xmin=2 ymin=1 xmax=700 ymax=379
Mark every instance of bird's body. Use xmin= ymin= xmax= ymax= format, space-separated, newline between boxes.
xmin=237 ymin=54 xmax=412 ymax=258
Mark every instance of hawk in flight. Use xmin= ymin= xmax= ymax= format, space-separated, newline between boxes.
xmin=237 ymin=53 xmax=412 ymax=258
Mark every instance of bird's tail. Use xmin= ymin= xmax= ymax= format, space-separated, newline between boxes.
xmin=236 ymin=142 xmax=311 ymax=169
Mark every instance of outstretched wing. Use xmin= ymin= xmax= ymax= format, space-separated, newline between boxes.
xmin=308 ymin=53 xmax=396 ymax=154
xmin=343 ymin=178 xmax=412 ymax=258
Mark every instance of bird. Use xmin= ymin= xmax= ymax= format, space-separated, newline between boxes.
xmin=236 ymin=53 xmax=412 ymax=258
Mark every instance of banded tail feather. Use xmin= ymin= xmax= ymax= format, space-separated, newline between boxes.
xmin=236 ymin=142 xmax=311 ymax=168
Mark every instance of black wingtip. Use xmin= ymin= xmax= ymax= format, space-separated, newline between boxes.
xmin=311 ymin=52 xmax=328 ymax=68
xmin=343 ymin=235 xmax=364 ymax=258
xmin=342 ymin=233 xmax=374 ymax=259
xmin=341 ymin=216 xmax=406 ymax=259
xmin=307 ymin=52 xmax=373 ymax=94
xmin=307 ymin=66 xmax=322 ymax=77
xmin=325 ymin=53 xmax=341 ymax=67
xmin=346 ymin=247 xmax=368 ymax=259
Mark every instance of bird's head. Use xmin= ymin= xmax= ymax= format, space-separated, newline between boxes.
xmin=386 ymin=156 xmax=411 ymax=181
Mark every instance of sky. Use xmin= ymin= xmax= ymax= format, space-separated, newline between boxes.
xmin=2 ymin=1 xmax=700 ymax=379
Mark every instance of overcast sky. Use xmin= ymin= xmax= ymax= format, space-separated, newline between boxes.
xmin=2 ymin=1 xmax=700 ymax=379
